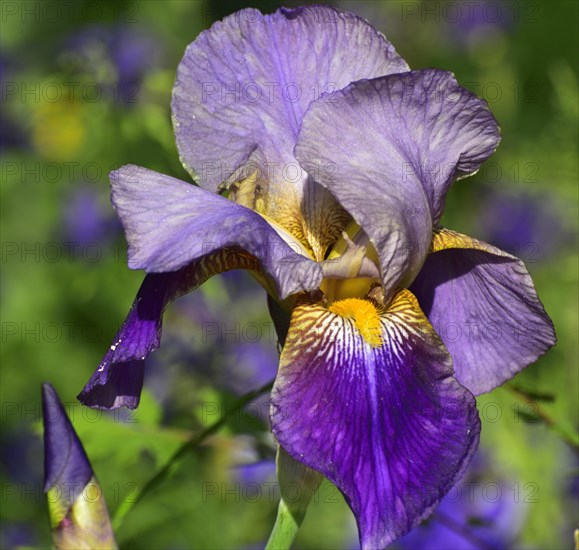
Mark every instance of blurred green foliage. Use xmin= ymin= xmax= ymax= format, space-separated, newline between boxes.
xmin=0 ymin=1 xmax=577 ymax=548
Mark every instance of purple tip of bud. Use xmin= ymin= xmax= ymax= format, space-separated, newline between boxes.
xmin=42 ymin=383 xmax=93 ymax=507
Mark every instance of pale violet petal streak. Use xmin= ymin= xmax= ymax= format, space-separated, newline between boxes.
xmin=110 ymin=165 xmax=321 ymax=299
xmin=410 ymin=230 xmax=556 ymax=395
xmin=271 ymin=291 xmax=480 ymax=549
xmin=295 ymin=70 xmax=501 ymax=296
xmin=172 ymin=5 xmax=409 ymax=191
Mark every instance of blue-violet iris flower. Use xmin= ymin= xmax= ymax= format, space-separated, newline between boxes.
xmin=78 ymin=6 xmax=555 ymax=548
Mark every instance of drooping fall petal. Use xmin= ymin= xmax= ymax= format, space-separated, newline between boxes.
xmin=410 ymin=228 xmax=556 ymax=394
xmin=271 ymin=291 xmax=480 ymax=549
xmin=78 ymin=250 xmax=260 ymax=409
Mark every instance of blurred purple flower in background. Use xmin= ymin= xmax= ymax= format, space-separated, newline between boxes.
xmin=0 ymin=523 xmax=39 ymax=550
xmin=451 ymin=0 xmax=514 ymax=37
xmin=143 ymin=271 xmax=277 ymax=430
xmin=476 ymin=186 xmax=571 ymax=261
xmin=398 ymin=452 xmax=526 ymax=550
xmin=60 ymin=24 xmax=163 ymax=103
xmin=222 ymin=342 xmax=278 ymax=396
xmin=0 ymin=430 xmax=42 ymax=548
xmin=0 ymin=55 xmax=28 ymax=151
xmin=231 ymin=453 xmax=276 ymax=486
xmin=62 ymin=184 xmax=121 ymax=246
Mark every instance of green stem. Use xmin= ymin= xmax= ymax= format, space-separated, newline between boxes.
xmin=265 ymin=499 xmax=302 ymax=550
xmin=112 ymin=379 xmax=274 ymax=529
xmin=506 ymin=384 xmax=579 ymax=455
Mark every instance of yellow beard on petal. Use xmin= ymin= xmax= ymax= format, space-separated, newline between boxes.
xmin=329 ymin=298 xmax=383 ymax=348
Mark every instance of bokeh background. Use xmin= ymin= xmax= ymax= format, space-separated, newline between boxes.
xmin=1 ymin=0 xmax=577 ymax=548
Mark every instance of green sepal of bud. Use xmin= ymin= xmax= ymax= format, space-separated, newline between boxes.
xmin=276 ymin=445 xmax=322 ymax=522
xmin=265 ymin=445 xmax=323 ymax=549
xmin=47 ymin=477 xmax=117 ymax=550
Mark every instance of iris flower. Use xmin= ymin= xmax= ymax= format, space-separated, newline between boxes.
xmin=78 ymin=6 xmax=555 ymax=548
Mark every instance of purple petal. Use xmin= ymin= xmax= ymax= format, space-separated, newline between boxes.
xmin=410 ymin=229 xmax=556 ymax=395
xmin=110 ymin=165 xmax=321 ymax=299
xmin=78 ymin=250 xmax=261 ymax=409
xmin=271 ymin=291 xmax=480 ymax=549
xmin=295 ymin=70 xmax=500 ymax=298
xmin=172 ymin=5 xmax=408 ymax=197
xmin=42 ymin=383 xmax=93 ymax=505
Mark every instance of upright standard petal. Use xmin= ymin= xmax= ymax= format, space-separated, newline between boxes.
xmin=110 ymin=165 xmax=321 ymax=299
xmin=78 ymin=250 xmax=259 ymax=409
xmin=296 ymin=70 xmax=500 ymax=298
xmin=43 ymin=384 xmax=117 ymax=549
xmin=271 ymin=291 xmax=480 ymax=549
xmin=410 ymin=229 xmax=556 ymax=395
xmin=172 ymin=5 xmax=408 ymax=218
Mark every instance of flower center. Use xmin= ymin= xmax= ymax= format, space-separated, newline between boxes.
xmin=329 ymin=298 xmax=383 ymax=348
xmin=228 ymin=169 xmax=352 ymax=261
